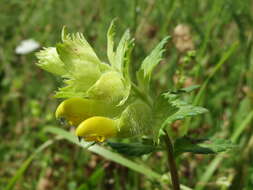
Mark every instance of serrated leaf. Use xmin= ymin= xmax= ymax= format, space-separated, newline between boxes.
xmin=180 ymin=85 xmax=200 ymax=93
xmin=174 ymin=137 xmax=236 ymax=156
xmin=141 ymin=36 xmax=169 ymax=78
xmin=165 ymin=104 xmax=208 ymax=137
xmin=36 ymin=47 xmax=67 ymax=76
xmin=114 ymin=29 xmax=131 ymax=72
xmin=168 ymin=85 xmax=200 ymax=94
xmin=107 ymin=19 xmax=116 ymax=66
xmin=106 ymin=25 xmax=133 ymax=105
xmin=153 ymin=92 xmax=208 ymax=142
xmin=153 ymin=95 xmax=179 ymax=142
xmin=118 ymin=39 xmax=134 ymax=106
xmin=107 ymin=142 xmax=160 ymax=156
xmin=137 ymin=36 xmax=170 ymax=91
xmin=164 ymin=105 xmax=208 ymax=124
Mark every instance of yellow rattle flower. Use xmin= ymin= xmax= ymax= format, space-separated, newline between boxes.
xmin=75 ymin=116 xmax=118 ymax=142
xmin=55 ymin=97 xmax=108 ymax=126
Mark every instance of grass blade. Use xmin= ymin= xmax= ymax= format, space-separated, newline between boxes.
xmin=4 ymin=139 xmax=55 ymax=190
xmin=195 ymin=110 xmax=253 ymax=190
xmin=183 ymin=42 xmax=239 ymax=134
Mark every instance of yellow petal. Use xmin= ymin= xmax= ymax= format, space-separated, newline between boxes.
xmin=55 ymin=97 xmax=93 ymax=126
xmin=75 ymin=116 xmax=118 ymax=142
xmin=55 ymin=97 xmax=123 ymax=127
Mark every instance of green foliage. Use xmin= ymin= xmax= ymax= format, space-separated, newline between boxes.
xmin=4 ymin=140 xmax=55 ymax=190
xmin=174 ymin=137 xmax=236 ymax=156
xmin=107 ymin=19 xmax=116 ymax=66
xmin=137 ymin=36 xmax=170 ymax=92
xmin=152 ymin=89 xmax=208 ymax=141
xmin=164 ymin=91 xmax=208 ymax=135
xmin=106 ymin=20 xmax=134 ymax=105
xmin=107 ymin=142 xmax=160 ymax=157
xmin=115 ymin=30 xmax=131 ymax=72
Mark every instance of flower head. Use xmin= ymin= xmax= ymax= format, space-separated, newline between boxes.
xmin=37 ymin=21 xmax=170 ymax=143
xmin=36 ymin=27 xmax=131 ymax=106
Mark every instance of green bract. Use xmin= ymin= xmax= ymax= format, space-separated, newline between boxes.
xmin=36 ymin=26 xmax=130 ymax=106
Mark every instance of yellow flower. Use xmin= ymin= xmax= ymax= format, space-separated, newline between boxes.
xmin=55 ymin=97 xmax=111 ymax=126
xmin=75 ymin=116 xmax=118 ymax=142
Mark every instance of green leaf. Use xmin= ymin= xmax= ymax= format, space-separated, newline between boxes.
xmin=164 ymin=105 xmax=208 ymax=124
xmin=153 ymin=92 xmax=208 ymax=142
xmin=106 ymin=23 xmax=133 ymax=105
xmin=107 ymin=142 xmax=160 ymax=156
xmin=169 ymin=85 xmax=200 ymax=94
xmin=162 ymin=92 xmax=208 ymax=137
xmin=174 ymin=137 xmax=236 ymax=156
xmin=137 ymin=36 xmax=170 ymax=91
xmin=107 ymin=19 xmax=116 ymax=66
xmin=165 ymin=104 xmax=208 ymax=137
xmin=153 ymin=95 xmax=179 ymax=142
xmin=118 ymin=38 xmax=134 ymax=106
xmin=36 ymin=47 xmax=67 ymax=76
xmin=114 ymin=29 xmax=131 ymax=72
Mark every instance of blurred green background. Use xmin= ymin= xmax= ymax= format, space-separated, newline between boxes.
xmin=1 ymin=0 xmax=253 ymax=189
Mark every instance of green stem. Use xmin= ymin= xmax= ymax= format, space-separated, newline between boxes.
xmin=164 ymin=130 xmax=180 ymax=190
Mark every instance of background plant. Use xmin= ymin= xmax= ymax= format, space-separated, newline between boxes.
xmin=1 ymin=0 xmax=253 ymax=189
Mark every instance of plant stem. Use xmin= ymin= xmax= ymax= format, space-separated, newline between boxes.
xmin=164 ymin=130 xmax=180 ymax=190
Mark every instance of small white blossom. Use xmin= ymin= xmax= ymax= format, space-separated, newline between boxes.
xmin=15 ymin=39 xmax=40 ymax=55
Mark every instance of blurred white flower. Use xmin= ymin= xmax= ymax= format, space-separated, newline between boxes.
xmin=15 ymin=39 xmax=40 ymax=55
